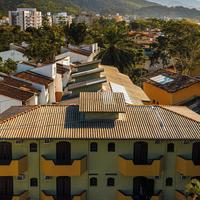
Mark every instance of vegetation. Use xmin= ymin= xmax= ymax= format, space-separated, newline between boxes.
xmin=0 ymin=58 xmax=17 ymax=74
xmin=153 ymin=20 xmax=200 ymax=74
xmin=186 ymin=179 xmax=200 ymax=200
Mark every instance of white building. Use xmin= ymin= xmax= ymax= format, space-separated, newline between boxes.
xmin=0 ymin=73 xmax=39 ymax=113
xmin=0 ymin=50 xmax=28 ymax=62
xmin=52 ymin=12 xmax=72 ymax=25
xmin=9 ymin=8 xmax=42 ymax=30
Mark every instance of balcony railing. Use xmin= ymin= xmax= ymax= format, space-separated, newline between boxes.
xmin=117 ymin=191 xmax=163 ymax=200
xmin=118 ymin=156 xmax=163 ymax=176
xmin=176 ymin=156 xmax=200 ymax=176
xmin=41 ymin=156 xmax=87 ymax=176
xmin=0 ymin=156 xmax=28 ymax=176
xmin=41 ymin=191 xmax=87 ymax=200
xmin=12 ymin=191 xmax=29 ymax=200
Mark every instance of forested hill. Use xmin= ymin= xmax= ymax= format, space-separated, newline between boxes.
xmin=1 ymin=0 xmax=200 ymax=19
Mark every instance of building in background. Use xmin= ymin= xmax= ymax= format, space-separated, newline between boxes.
xmin=0 ymin=16 xmax=9 ymax=25
xmin=75 ymin=12 xmax=95 ymax=26
xmin=9 ymin=8 xmax=42 ymax=30
xmin=52 ymin=12 xmax=73 ymax=25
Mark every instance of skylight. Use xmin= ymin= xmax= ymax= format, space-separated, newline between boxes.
xmin=150 ymin=75 xmax=174 ymax=85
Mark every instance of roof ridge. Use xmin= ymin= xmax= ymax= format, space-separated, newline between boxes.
xmin=0 ymin=106 xmax=41 ymax=125
xmin=159 ymin=105 xmax=200 ymax=124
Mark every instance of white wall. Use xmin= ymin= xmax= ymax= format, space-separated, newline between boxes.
xmin=17 ymin=63 xmax=34 ymax=73
xmin=32 ymin=63 xmax=56 ymax=79
xmin=0 ymin=50 xmax=28 ymax=62
xmin=0 ymin=95 xmax=22 ymax=114
xmin=48 ymin=82 xmax=56 ymax=103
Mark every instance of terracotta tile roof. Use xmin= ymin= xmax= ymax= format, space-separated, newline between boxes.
xmin=15 ymin=71 xmax=53 ymax=88
xmin=142 ymin=70 xmax=200 ymax=93
xmin=68 ymin=77 xmax=107 ymax=90
xmin=0 ymin=83 xmax=35 ymax=103
xmin=56 ymin=63 xmax=69 ymax=75
xmin=0 ymin=106 xmax=36 ymax=121
xmin=101 ymin=65 xmax=150 ymax=104
xmin=0 ymin=105 xmax=200 ymax=139
xmin=0 ymin=73 xmax=40 ymax=93
xmin=79 ymin=92 xmax=126 ymax=113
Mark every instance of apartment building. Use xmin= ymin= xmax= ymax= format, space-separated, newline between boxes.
xmin=52 ymin=12 xmax=72 ymax=25
xmin=0 ymin=92 xmax=200 ymax=200
xmin=9 ymin=8 xmax=42 ymax=31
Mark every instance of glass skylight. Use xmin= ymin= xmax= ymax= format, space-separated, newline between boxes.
xmin=150 ymin=75 xmax=174 ymax=85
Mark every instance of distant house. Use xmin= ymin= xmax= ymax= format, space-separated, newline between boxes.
xmin=0 ymin=73 xmax=39 ymax=113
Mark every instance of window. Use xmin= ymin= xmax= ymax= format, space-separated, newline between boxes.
xmin=30 ymin=143 xmax=37 ymax=152
xmin=166 ymin=177 xmax=173 ymax=186
xmin=167 ymin=143 xmax=174 ymax=152
xmin=107 ymin=178 xmax=115 ymax=186
xmin=30 ymin=178 xmax=38 ymax=187
xmin=108 ymin=143 xmax=115 ymax=152
xmin=90 ymin=142 xmax=97 ymax=152
xmin=90 ymin=177 xmax=97 ymax=186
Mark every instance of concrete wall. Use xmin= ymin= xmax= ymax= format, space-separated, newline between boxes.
xmin=0 ymin=95 xmax=22 ymax=113
xmin=1 ymin=139 xmax=198 ymax=199
xmin=143 ymin=82 xmax=200 ymax=105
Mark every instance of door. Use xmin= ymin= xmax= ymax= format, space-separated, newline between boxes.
xmin=56 ymin=142 xmax=71 ymax=164
xmin=192 ymin=142 xmax=200 ymax=165
xmin=133 ymin=177 xmax=154 ymax=200
xmin=0 ymin=177 xmax=13 ymax=199
xmin=134 ymin=142 xmax=148 ymax=165
xmin=0 ymin=142 xmax=12 ymax=164
xmin=56 ymin=176 xmax=71 ymax=200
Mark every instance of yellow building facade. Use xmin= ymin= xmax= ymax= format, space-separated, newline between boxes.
xmin=0 ymin=92 xmax=200 ymax=200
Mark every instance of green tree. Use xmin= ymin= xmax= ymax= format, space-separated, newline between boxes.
xmin=155 ymin=20 xmax=200 ymax=74
xmin=0 ymin=58 xmax=17 ymax=74
xmin=186 ymin=179 xmax=200 ymax=200
xmin=95 ymin=25 xmax=144 ymax=73
xmin=67 ymin=22 xmax=87 ymax=45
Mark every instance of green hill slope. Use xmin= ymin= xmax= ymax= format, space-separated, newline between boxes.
xmin=0 ymin=0 xmax=200 ymax=19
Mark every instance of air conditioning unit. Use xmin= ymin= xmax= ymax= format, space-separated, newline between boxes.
xmin=44 ymin=176 xmax=52 ymax=180
xmin=17 ymin=174 xmax=25 ymax=180
xmin=16 ymin=140 xmax=23 ymax=144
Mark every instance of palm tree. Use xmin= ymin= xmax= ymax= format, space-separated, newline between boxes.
xmin=95 ymin=25 xmax=143 ymax=73
xmin=186 ymin=179 xmax=200 ymax=200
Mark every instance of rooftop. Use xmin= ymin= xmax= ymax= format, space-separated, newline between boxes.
xmin=74 ymin=60 xmax=101 ymax=68
xmin=71 ymin=68 xmax=104 ymax=78
xmin=142 ymin=70 xmax=200 ymax=93
xmin=101 ymin=65 xmax=150 ymax=104
xmin=68 ymin=77 xmax=107 ymax=90
xmin=15 ymin=71 xmax=53 ymax=88
xmin=0 ymin=83 xmax=35 ymax=103
xmin=0 ymin=104 xmax=200 ymax=139
xmin=79 ymin=92 xmax=126 ymax=113
xmin=56 ymin=63 xmax=69 ymax=75
xmin=0 ymin=73 xmax=40 ymax=94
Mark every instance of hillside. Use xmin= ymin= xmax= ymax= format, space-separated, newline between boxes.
xmin=1 ymin=0 xmax=200 ymax=19
xmin=147 ymin=0 xmax=200 ymax=10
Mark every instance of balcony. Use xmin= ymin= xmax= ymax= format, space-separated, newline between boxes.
xmin=41 ymin=156 xmax=87 ymax=176
xmin=176 ymin=191 xmax=193 ymax=200
xmin=118 ymin=156 xmax=163 ymax=176
xmin=176 ymin=156 xmax=200 ymax=176
xmin=12 ymin=191 xmax=29 ymax=200
xmin=41 ymin=191 xmax=87 ymax=200
xmin=117 ymin=191 xmax=163 ymax=200
xmin=0 ymin=156 xmax=28 ymax=176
